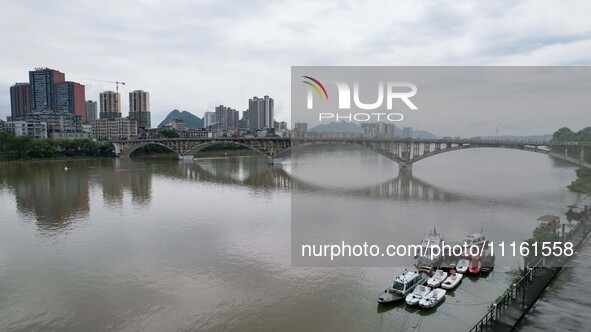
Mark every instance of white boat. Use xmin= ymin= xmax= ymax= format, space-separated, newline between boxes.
xmin=462 ymin=232 xmax=486 ymax=258
xmin=405 ymin=285 xmax=432 ymax=306
xmin=426 ymin=270 xmax=448 ymax=288
xmin=456 ymin=259 xmax=470 ymax=274
xmin=416 ymin=228 xmax=444 ymax=270
xmin=419 ymin=288 xmax=447 ymax=309
xmin=378 ymin=270 xmax=428 ymax=303
xmin=441 ymin=273 xmax=463 ymax=290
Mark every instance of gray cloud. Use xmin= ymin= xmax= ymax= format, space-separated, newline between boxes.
xmin=1 ymin=0 xmax=591 ymax=134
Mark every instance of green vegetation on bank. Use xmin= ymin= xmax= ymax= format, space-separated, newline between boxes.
xmin=551 ymin=127 xmax=591 ymax=193
xmin=568 ymin=168 xmax=591 ymax=193
xmin=155 ymin=129 xmax=180 ymax=138
xmin=0 ymin=132 xmax=113 ymax=161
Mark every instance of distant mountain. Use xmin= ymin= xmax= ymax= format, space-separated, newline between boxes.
xmin=309 ymin=121 xmax=438 ymax=138
xmin=158 ymin=109 xmax=203 ymax=129
xmin=412 ymin=130 xmax=438 ymax=139
xmin=309 ymin=121 xmax=363 ymax=133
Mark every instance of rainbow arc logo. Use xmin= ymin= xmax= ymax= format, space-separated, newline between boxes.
xmin=302 ymin=76 xmax=328 ymax=100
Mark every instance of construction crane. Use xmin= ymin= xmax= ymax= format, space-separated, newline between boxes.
xmin=80 ymin=78 xmax=126 ymax=93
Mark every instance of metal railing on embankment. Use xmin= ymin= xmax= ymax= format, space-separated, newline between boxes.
xmin=468 ymin=259 xmax=545 ymax=332
xmin=469 ymin=211 xmax=591 ymax=332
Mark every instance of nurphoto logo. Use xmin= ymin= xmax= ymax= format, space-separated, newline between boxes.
xmin=302 ymin=76 xmax=418 ymax=122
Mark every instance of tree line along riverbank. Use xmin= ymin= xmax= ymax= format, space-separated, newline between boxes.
xmin=551 ymin=127 xmax=591 ymax=193
xmin=0 ymin=131 xmax=250 ymax=161
xmin=0 ymin=132 xmax=113 ymax=161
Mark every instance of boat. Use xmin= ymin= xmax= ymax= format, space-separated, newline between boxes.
xmin=480 ymin=246 xmax=496 ymax=273
xmin=462 ymin=231 xmax=486 ymax=258
xmin=419 ymin=288 xmax=447 ymax=309
xmin=416 ymin=228 xmax=444 ymax=271
xmin=426 ymin=270 xmax=448 ymax=288
xmin=441 ymin=272 xmax=463 ymax=290
xmin=440 ymin=241 xmax=463 ymax=270
xmin=468 ymin=258 xmax=481 ymax=274
xmin=565 ymin=205 xmax=584 ymax=221
xmin=378 ymin=270 xmax=428 ymax=303
xmin=536 ymin=215 xmax=560 ymax=231
xmin=456 ymin=259 xmax=470 ymax=274
xmin=405 ymin=285 xmax=432 ymax=306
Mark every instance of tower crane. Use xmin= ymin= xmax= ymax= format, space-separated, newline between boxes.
xmin=80 ymin=78 xmax=126 ymax=93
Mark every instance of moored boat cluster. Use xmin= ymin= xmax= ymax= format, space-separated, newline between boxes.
xmin=378 ymin=229 xmax=495 ymax=309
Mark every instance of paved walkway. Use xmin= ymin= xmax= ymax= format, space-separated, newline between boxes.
xmin=490 ymin=220 xmax=591 ymax=331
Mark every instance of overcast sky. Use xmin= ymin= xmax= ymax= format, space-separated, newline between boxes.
xmin=1 ymin=0 xmax=591 ymax=136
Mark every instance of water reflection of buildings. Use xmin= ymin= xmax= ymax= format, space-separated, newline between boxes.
xmin=0 ymin=155 xmax=458 ymax=233
xmin=0 ymin=158 xmax=153 ymax=232
xmin=0 ymin=162 xmax=90 ymax=231
xmin=96 ymin=158 xmax=153 ymax=206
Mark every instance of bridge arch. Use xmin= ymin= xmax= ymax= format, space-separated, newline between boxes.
xmin=275 ymin=140 xmax=590 ymax=171
xmin=119 ymin=142 xmax=181 ymax=156
xmin=409 ymin=144 xmax=544 ymax=163
xmin=274 ymin=141 xmax=405 ymax=164
xmin=183 ymin=141 xmax=271 ymax=160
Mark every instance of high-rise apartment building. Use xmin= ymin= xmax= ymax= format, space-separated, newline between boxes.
xmin=11 ymin=68 xmax=85 ymax=120
xmin=99 ymin=91 xmax=121 ymax=119
xmin=10 ymin=83 xmax=31 ymax=118
xmin=28 ymin=68 xmax=65 ymax=111
xmin=55 ymin=81 xmax=86 ymax=122
xmin=248 ymin=96 xmax=274 ymax=130
xmin=129 ymin=90 xmax=151 ymax=129
xmin=214 ymin=105 xmax=239 ymax=130
xmin=203 ymin=111 xmax=215 ymax=128
xmin=86 ymin=101 xmax=97 ymax=123
xmin=402 ymin=127 xmax=413 ymax=138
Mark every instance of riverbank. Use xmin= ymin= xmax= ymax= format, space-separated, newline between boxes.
xmin=516 ymin=235 xmax=591 ymax=331
xmin=470 ymin=212 xmax=591 ymax=331
xmin=568 ymin=168 xmax=591 ymax=193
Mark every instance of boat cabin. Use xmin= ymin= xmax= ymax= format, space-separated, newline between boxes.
xmin=536 ymin=215 xmax=560 ymax=230
xmin=390 ymin=271 xmax=421 ymax=294
xmin=463 ymin=233 xmax=486 ymax=247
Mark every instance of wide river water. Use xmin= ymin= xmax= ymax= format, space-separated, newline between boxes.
xmin=0 ymin=146 xmax=585 ymax=331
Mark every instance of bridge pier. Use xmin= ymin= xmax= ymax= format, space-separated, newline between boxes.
xmin=267 ymin=156 xmax=274 ymax=165
xmin=180 ymin=154 xmax=194 ymax=160
xmin=398 ymin=161 xmax=413 ymax=172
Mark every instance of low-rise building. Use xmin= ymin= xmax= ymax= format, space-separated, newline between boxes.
xmin=49 ymin=131 xmax=91 ymax=139
xmin=168 ymin=119 xmax=185 ymax=131
xmin=362 ymin=122 xmax=396 ymax=139
xmin=91 ymin=118 xmax=138 ymax=140
xmin=293 ymin=123 xmax=308 ymax=137
xmin=5 ymin=120 xmax=48 ymax=139
xmin=10 ymin=111 xmax=82 ymax=132
xmin=274 ymin=120 xmax=287 ymax=130
xmin=180 ymin=128 xmax=212 ymax=138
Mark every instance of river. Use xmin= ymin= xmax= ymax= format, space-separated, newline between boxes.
xmin=0 ymin=146 xmax=583 ymax=331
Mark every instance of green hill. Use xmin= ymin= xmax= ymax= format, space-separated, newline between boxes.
xmin=158 ymin=109 xmax=204 ymax=129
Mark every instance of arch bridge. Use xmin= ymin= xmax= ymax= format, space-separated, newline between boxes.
xmin=111 ymin=137 xmax=591 ymax=171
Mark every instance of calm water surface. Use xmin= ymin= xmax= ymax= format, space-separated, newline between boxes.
xmin=0 ymin=146 xmax=584 ymax=331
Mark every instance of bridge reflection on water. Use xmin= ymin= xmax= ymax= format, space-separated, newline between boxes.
xmin=0 ymin=155 xmax=464 ymax=233
xmin=0 ymin=148 xmax=582 ymax=234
